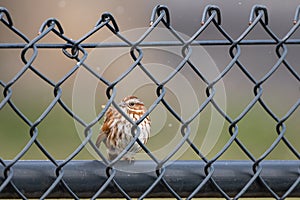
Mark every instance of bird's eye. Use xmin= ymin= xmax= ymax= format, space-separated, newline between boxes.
xmin=128 ymin=102 xmax=135 ymax=107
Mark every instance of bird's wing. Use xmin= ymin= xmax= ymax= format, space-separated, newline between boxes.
xmin=96 ymin=107 xmax=113 ymax=148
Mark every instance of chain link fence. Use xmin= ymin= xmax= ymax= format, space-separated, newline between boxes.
xmin=0 ymin=4 xmax=299 ymax=199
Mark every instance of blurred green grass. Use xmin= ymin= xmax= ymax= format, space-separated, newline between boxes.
xmin=0 ymin=95 xmax=298 ymax=161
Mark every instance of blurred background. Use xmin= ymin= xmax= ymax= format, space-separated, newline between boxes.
xmin=0 ymin=0 xmax=299 ymax=161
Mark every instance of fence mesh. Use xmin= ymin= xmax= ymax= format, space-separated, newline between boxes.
xmin=0 ymin=4 xmax=299 ymax=199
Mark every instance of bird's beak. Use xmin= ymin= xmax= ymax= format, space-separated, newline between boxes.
xmin=118 ymin=101 xmax=126 ymax=108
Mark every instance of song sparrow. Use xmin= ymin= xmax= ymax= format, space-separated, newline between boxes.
xmin=96 ymin=96 xmax=151 ymax=161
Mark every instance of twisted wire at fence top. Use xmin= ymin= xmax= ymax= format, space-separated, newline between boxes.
xmin=0 ymin=4 xmax=299 ymax=199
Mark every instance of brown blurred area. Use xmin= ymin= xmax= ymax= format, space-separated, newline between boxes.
xmin=1 ymin=0 xmax=298 ymax=110
xmin=1 ymin=0 xmax=300 ymax=39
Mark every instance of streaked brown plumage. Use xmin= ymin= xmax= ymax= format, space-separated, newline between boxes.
xmin=96 ymin=96 xmax=151 ymax=161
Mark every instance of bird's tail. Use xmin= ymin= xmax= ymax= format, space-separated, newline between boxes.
xmin=96 ymin=133 xmax=106 ymax=148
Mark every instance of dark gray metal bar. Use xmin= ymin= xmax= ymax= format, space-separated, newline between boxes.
xmin=0 ymin=39 xmax=300 ymax=49
xmin=0 ymin=160 xmax=299 ymax=198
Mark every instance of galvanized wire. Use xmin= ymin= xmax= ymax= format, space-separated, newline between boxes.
xmin=0 ymin=4 xmax=299 ymax=199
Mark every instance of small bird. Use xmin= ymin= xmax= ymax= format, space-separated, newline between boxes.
xmin=96 ymin=96 xmax=151 ymax=161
